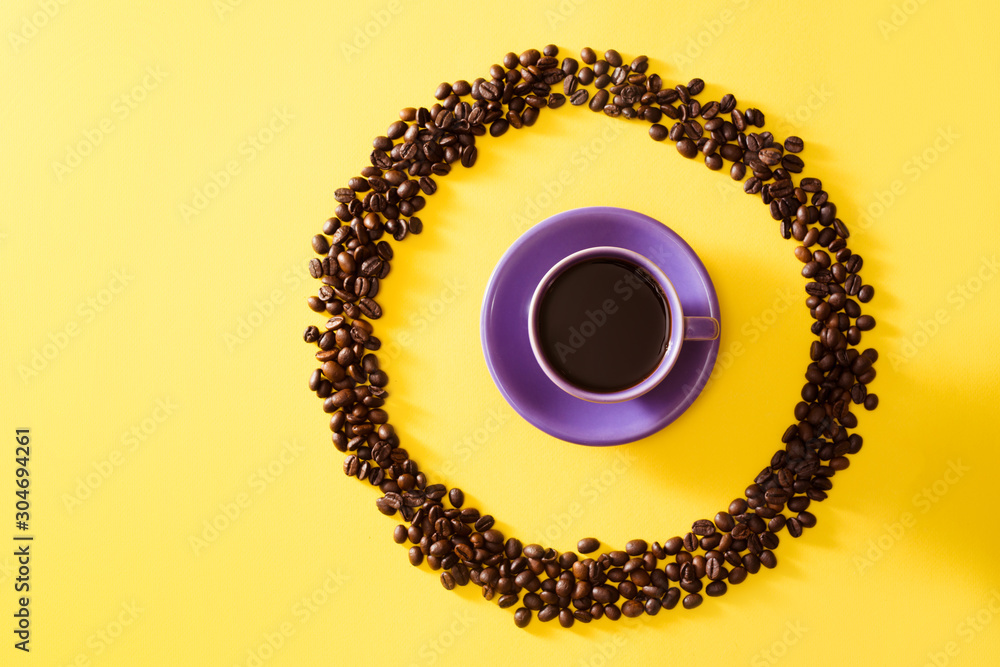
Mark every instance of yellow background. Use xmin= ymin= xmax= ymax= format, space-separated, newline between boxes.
xmin=2 ymin=0 xmax=998 ymax=665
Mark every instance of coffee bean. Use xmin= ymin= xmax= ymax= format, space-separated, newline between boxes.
xmin=570 ymin=89 xmax=589 ymax=105
xmin=649 ymin=123 xmax=668 ymax=141
xmin=489 ymin=118 xmax=509 ymax=136
xmin=692 ymin=520 xmax=716 ymax=536
xmin=682 ymin=593 xmax=703 ymax=610
xmin=676 ymin=139 xmax=698 ymax=158
xmin=621 ymin=599 xmax=644 ymax=617
xmin=856 ymin=315 xmax=876 ymax=331
xmin=538 ymin=605 xmax=558 ymax=622
xmin=349 ymin=296 xmax=377 ymax=319
xmin=784 ymin=136 xmax=804 ymax=153
xmin=589 ymin=89 xmax=609 ymax=111
xmin=625 ymin=539 xmax=647 ymax=556
xmin=461 ymin=145 xmax=478 ymax=168
xmin=578 ymin=538 xmax=600 ymax=554
xmin=514 ymin=608 xmax=531 ymax=627
xmin=408 ymin=547 xmax=423 ymax=566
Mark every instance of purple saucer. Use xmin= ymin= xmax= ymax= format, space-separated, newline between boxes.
xmin=480 ymin=207 xmax=721 ymax=446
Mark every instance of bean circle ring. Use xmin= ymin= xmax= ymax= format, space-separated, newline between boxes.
xmin=303 ymin=45 xmax=879 ymax=628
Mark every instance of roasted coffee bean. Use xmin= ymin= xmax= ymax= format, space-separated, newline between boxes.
xmin=625 ymin=539 xmax=647 ymax=556
xmin=538 ymin=605 xmax=559 ymax=622
xmin=621 ymin=599 xmax=644 ymax=617
xmin=856 ymin=315 xmax=876 ymax=331
xmin=578 ymin=537 xmax=600 ymax=554
xmin=649 ymin=123 xmax=668 ymax=141
xmin=408 ymin=547 xmax=423 ymax=566
xmin=692 ymin=520 xmax=716 ymax=536
xmin=676 ymin=139 xmax=698 ymax=158
xmin=590 ymin=89 xmax=609 ymax=111
xmin=682 ymin=593 xmax=702 ymax=610
xmin=514 ymin=608 xmax=531 ymax=627
xmin=784 ymin=136 xmax=804 ymax=153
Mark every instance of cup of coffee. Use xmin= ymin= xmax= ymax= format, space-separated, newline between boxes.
xmin=527 ymin=246 xmax=720 ymax=403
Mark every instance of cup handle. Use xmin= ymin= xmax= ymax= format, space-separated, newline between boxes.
xmin=684 ymin=316 xmax=720 ymax=341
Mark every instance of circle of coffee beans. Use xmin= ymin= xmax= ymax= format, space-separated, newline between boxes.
xmin=305 ymin=45 xmax=878 ymax=628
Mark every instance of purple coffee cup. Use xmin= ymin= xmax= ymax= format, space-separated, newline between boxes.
xmin=527 ymin=246 xmax=720 ymax=404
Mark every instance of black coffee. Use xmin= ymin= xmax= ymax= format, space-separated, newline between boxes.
xmin=536 ymin=258 xmax=669 ymax=393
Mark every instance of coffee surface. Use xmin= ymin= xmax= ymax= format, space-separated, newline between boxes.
xmin=537 ymin=258 xmax=669 ymax=393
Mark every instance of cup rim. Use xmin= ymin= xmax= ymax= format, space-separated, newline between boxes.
xmin=527 ymin=245 xmax=686 ymax=403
